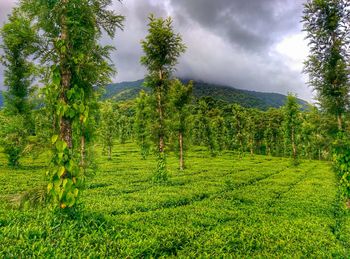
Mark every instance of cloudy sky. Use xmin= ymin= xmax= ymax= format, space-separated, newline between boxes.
xmin=0 ymin=0 xmax=313 ymax=101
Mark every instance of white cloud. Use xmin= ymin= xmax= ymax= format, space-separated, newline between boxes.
xmin=275 ymin=32 xmax=309 ymax=72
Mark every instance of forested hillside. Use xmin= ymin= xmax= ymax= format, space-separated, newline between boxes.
xmin=0 ymin=80 xmax=308 ymax=110
xmin=103 ymin=79 xmax=308 ymax=110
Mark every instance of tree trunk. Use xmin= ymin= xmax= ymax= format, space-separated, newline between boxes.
xmin=80 ymin=133 xmax=86 ymax=167
xmin=318 ymin=148 xmax=321 ymax=160
xmin=59 ymin=0 xmax=72 ymax=149
xmin=57 ymin=0 xmax=72 ymax=209
xmin=108 ymin=145 xmax=112 ymax=160
xmin=59 ymin=0 xmax=72 ymax=168
xmin=179 ymin=131 xmax=184 ymax=170
xmin=291 ymin=128 xmax=296 ymax=160
xmin=337 ymin=114 xmax=343 ymax=131
xmin=267 ymin=139 xmax=271 ymax=156
xmin=157 ymin=70 xmax=165 ymax=153
xmin=250 ymin=138 xmax=254 ymax=155
xmin=59 ymin=71 xmax=72 ymax=150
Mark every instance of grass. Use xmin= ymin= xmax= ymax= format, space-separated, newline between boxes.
xmin=0 ymin=143 xmax=349 ymax=257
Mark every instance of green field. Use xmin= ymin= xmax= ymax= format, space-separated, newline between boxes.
xmin=1 ymin=143 xmax=350 ymax=257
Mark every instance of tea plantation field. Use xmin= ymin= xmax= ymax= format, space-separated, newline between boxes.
xmin=1 ymin=143 xmax=350 ymax=257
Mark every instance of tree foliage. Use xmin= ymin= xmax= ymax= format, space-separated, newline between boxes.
xmin=302 ymin=0 xmax=350 ymax=130
xmin=169 ymin=79 xmax=193 ymax=170
xmin=283 ymin=94 xmax=302 ymax=163
xmin=0 ymin=10 xmax=37 ymax=167
xmin=134 ymin=90 xmax=152 ymax=159
xmin=99 ymin=101 xmax=118 ymax=160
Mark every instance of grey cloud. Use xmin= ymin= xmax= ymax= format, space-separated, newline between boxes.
xmin=0 ymin=0 xmax=313 ymax=101
xmin=168 ymin=0 xmax=312 ymax=100
xmin=0 ymin=1 xmax=16 ymax=25
xmin=175 ymin=26 xmax=310 ymax=100
xmin=105 ymin=0 xmax=169 ymax=82
xmin=170 ymin=0 xmax=305 ymax=52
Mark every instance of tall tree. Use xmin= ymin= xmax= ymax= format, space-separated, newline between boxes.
xmin=0 ymin=10 xmax=37 ymax=166
xmin=302 ymin=0 xmax=350 ymax=131
xmin=117 ymin=102 xmax=134 ymax=145
xmin=99 ymin=101 xmax=118 ymax=160
xmin=169 ymin=79 xmax=193 ymax=170
xmin=21 ymin=0 xmax=124 ymax=208
xmin=141 ymin=14 xmax=186 ymax=180
xmin=0 ymin=113 xmax=29 ymax=167
xmin=193 ymin=98 xmax=218 ymax=157
xmin=264 ymin=108 xmax=284 ymax=156
xmin=283 ymin=94 xmax=302 ymax=163
xmin=245 ymin=109 xmax=261 ymax=155
xmin=231 ymin=104 xmax=247 ymax=156
xmin=134 ymin=90 xmax=152 ymax=159
xmin=212 ymin=110 xmax=226 ymax=154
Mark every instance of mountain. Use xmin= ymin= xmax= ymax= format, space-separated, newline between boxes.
xmin=103 ymin=79 xmax=308 ymax=110
xmin=0 ymin=80 xmax=309 ymax=110
xmin=103 ymin=79 xmax=145 ymax=101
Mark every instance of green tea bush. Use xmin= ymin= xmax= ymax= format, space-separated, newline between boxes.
xmin=333 ymin=133 xmax=350 ymax=199
xmin=1 ymin=143 xmax=349 ymax=257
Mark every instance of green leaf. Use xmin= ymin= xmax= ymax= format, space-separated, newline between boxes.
xmin=54 ymin=179 xmax=62 ymax=192
xmin=56 ymin=140 xmax=67 ymax=152
xmin=65 ymin=192 xmax=76 ymax=207
xmin=51 ymin=135 xmax=59 ymax=144
xmin=73 ymin=188 xmax=79 ymax=197
xmin=52 ymin=73 xmax=60 ymax=86
xmin=79 ymin=103 xmax=85 ymax=113
xmin=67 ymin=88 xmax=75 ymax=100
xmin=58 ymin=166 xmax=65 ymax=177
xmin=47 ymin=183 xmax=53 ymax=193
xmin=61 ymin=45 xmax=66 ymax=54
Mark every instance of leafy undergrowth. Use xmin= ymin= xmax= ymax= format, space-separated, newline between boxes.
xmin=0 ymin=144 xmax=349 ymax=257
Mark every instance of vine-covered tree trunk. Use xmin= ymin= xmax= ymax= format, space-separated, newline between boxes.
xmin=59 ymin=0 xmax=73 ymax=180
xmin=21 ymin=0 xmax=124 ymax=209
